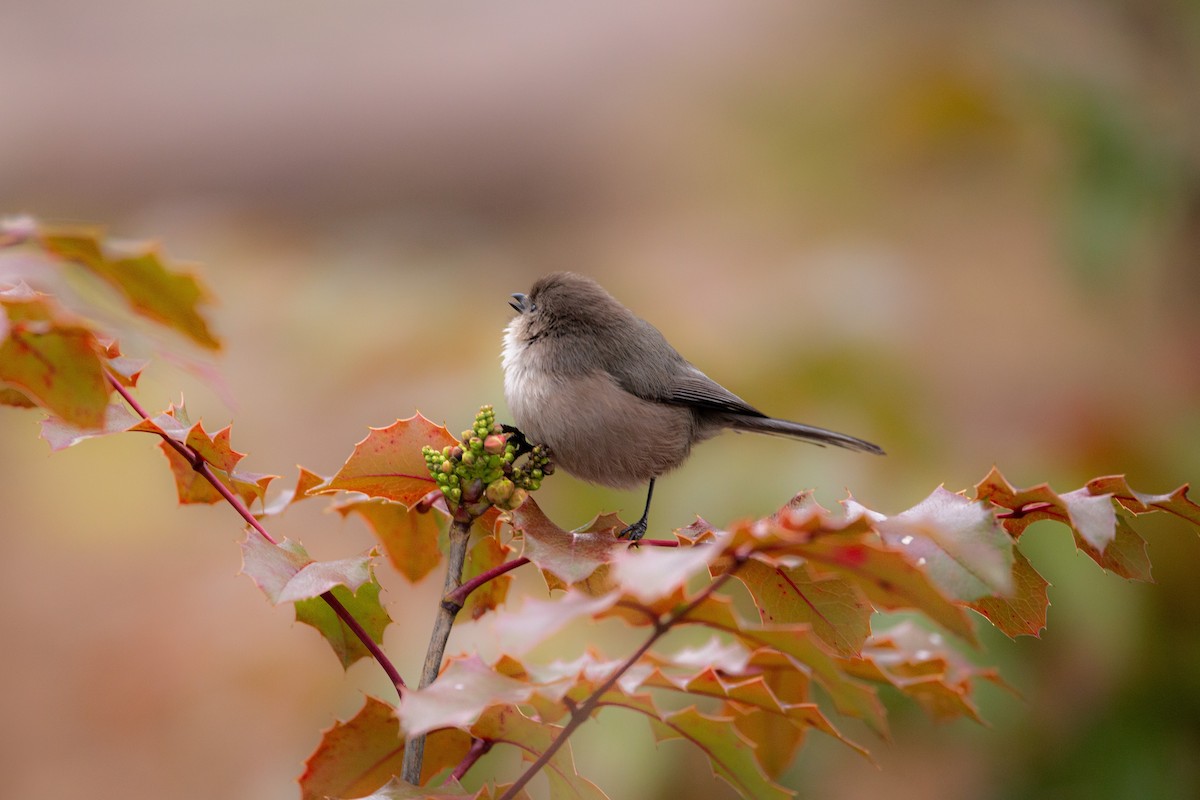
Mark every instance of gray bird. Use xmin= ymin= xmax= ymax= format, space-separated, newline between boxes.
xmin=502 ymin=272 xmax=883 ymax=540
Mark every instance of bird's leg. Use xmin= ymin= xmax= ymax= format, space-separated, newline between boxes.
xmin=618 ymin=478 xmax=655 ymax=542
xmin=500 ymin=424 xmax=535 ymax=457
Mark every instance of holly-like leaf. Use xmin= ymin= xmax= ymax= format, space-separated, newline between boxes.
xmin=400 ymin=657 xmax=539 ymax=739
xmin=239 ymin=533 xmax=374 ymax=604
xmin=259 ymin=466 xmax=327 ymax=517
xmin=469 ymin=705 xmax=607 ymax=800
xmin=854 ymin=487 xmax=1015 ymax=601
xmin=454 ymin=591 xmax=617 ymax=664
xmin=1087 ymin=475 xmax=1200 ymax=527
xmin=787 ymin=526 xmax=977 ymax=644
xmin=37 ymin=227 xmax=221 ymax=349
xmin=337 ymin=498 xmax=445 ymax=583
xmin=321 ymin=415 xmax=457 ymax=506
xmin=968 ymin=548 xmax=1050 ymax=637
xmin=300 ymin=697 xmax=470 ymax=800
xmin=460 ymin=534 xmax=513 ymax=620
xmin=679 ymin=594 xmax=887 ymax=735
xmin=296 ymin=581 xmax=392 ymax=669
xmin=975 ymin=468 xmax=1151 ymax=579
xmin=734 ymin=558 xmax=872 ymax=658
xmin=594 ymin=694 xmax=791 ymax=800
xmin=40 ymin=402 xmax=140 ymax=451
xmin=841 ymin=621 xmax=1012 ymax=724
xmin=511 ymin=497 xmax=624 ymax=586
xmin=0 ymin=285 xmax=110 ymax=427
xmin=611 ymin=538 xmax=722 ymax=603
xmin=336 ymin=776 xmax=476 ymax=800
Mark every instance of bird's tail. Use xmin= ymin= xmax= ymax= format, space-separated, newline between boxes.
xmin=725 ymin=415 xmax=885 ymax=455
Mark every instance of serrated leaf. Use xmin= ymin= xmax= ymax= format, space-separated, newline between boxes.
xmin=300 ymin=697 xmax=471 ymax=800
xmin=734 ymin=558 xmax=871 ymax=658
xmin=0 ymin=309 xmax=109 ymax=427
xmin=259 ymin=466 xmax=326 ymax=517
xmin=400 ymin=657 xmax=538 ymax=738
xmin=842 ymin=620 xmax=1012 ymax=724
xmin=968 ymin=548 xmax=1050 ymax=637
xmin=38 ymin=228 xmax=221 ymax=349
xmin=321 ymin=415 xmax=457 ymax=506
xmin=511 ymin=497 xmax=624 ymax=586
xmin=461 ymin=534 xmax=513 ymax=620
xmin=975 ymin=468 xmax=1153 ymax=579
xmin=340 ymin=776 xmax=476 ymax=800
xmin=337 ymin=498 xmax=445 ymax=583
xmin=1087 ymin=475 xmax=1200 ymax=527
xmin=469 ymin=705 xmax=608 ymax=800
xmin=611 ymin=539 xmax=722 ymax=603
xmin=239 ymin=533 xmax=374 ymax=603
xmin=680 ymin=594 xmax=887 ymax=735
xmin=641 ymin=704 xmax=792 ymax=800
xmin=40 ymin=402 xmax=140 ymax=451
xmin=857 ymin=487 xmax=1014 ymax=601
xmin=296 ymin=581 xmax=392 ymax=669
xmin=790 ymin=528 xmax=977 ymax=644
xmin=454 ymin=591 xmax=617 ymax=664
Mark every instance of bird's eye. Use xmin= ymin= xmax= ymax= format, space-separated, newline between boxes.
xmin=530 ymin=302 xmax=537 ymax=312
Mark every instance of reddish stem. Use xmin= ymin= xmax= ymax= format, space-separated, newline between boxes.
xmin=106 ymin=373 xmax=406 ymax=695
xmin=450 ymin=738 xmax=494 ymax=783
xmin=497 ymin=555 xmax=747 ymax=800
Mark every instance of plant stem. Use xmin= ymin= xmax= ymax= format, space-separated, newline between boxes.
xmin=106 ymin=372 xmax=406 ymax=696
xmin=497 ymin=556 xmax=747 ymax=800
xmin=401 ymin=514 xmax=474 ymax=784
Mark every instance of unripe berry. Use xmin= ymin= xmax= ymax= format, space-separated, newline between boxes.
xmin=483 ymin=434 xmax=506 ymax=454
xmin=486 ymin=478 xmax=515 ymax=505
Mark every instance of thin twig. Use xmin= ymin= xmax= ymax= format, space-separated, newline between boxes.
xmin=451 ymin=738 xmax=494 ymax=783
xmin=401 ymin=514 xmax=475 ymax=784
xmin=106 ymin=373 xmax=406 ymax=696
xmin=497 ymin=554 xmax=748 ymax=800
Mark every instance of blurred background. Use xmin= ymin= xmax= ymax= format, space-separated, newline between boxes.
xmin=2 ymin=1 xmax=1199 ymax=798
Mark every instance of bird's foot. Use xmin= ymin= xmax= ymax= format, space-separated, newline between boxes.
xmin=500 ymin=424 xmax=535 ymax=457
xmin=617 ymin=518 xmax=648 ymax=542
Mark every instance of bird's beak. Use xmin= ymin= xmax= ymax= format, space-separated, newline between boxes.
xmin=509 ymin=292 xmax=529 ymax=313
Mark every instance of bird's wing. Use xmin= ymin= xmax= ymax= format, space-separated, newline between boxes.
xmin=664 ymin=367 xmax=767 ymax=417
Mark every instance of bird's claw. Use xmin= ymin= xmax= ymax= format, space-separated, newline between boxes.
xmin=617 ymin=519 xmax=648 ymax=542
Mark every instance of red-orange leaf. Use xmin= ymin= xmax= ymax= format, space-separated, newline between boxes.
xmin=299 ymin=697 xmax=470 ymax=800
xmin=968 ymin=548 xmax=1050 ymax=637
xmin=511 ymin=497 xmax=624 ymax=586
xmin=735 ymin=558 xmax=872 ymax=658
xmin=38 ymin=227 xmax=221 ymax=349
xmin=321 ymin=415 xmax=456 ymax=506
xmin=336 ymin=498 xmax=445 ymax=583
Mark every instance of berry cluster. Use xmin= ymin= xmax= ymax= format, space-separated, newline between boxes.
xmin=422 ymin=405 xmax=553 ymax=513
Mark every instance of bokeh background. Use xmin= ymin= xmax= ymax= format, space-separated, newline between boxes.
xmin=2 ymin=1 xmax=1199 ymax=798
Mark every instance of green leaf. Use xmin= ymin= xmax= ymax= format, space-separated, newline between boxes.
xmin=321 ymin=415 xmax=457 ymax=506
xmin=300 ymin=697 xmax=470 ymax=800
xmin=295 ymin=581 xmax=392 ymax=669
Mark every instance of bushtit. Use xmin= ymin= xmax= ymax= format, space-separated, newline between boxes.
xmin=502 ymin=272 xmax=883 ymax=540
